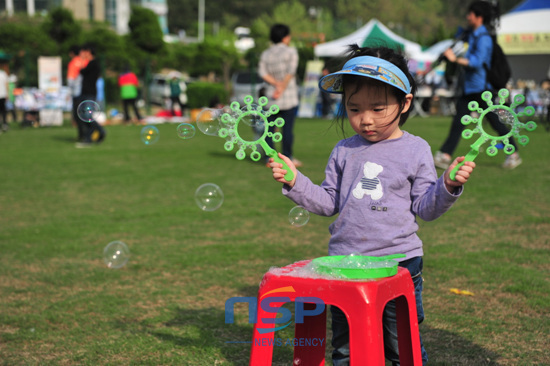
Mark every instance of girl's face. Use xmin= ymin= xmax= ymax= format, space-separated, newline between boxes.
xmin=344 ymin=81 xmax=412 ymax=143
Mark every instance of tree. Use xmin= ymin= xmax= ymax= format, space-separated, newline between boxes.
xmin=190 ymin=32 xmax=240 ymax=89
xmin=83 ymin=23 xmax=129 ymax=73
xmin=334 ymin=0 xmax=444 ymax=44
xmin=166 ymin=0 xmax=274 ymax=36
xmin=0 ymin=18 xmax=58 ymax=86
xmin=156 ymin=43 xmax=196 ymax=75
xmin=128 ymin=7 xmax=165 ymax=54
xmin=380 ymin=0 xmax=443 ymax=44
xmin=41 ymin=7 xmax=82 ymax=52
xmin=251 ymin=0 xmax=333 ymax=48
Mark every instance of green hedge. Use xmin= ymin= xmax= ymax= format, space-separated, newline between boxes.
xmin=186 ymin=82 xmax=229 ymax=109
xmin=104 ymin=76 xmax=120 ymax=104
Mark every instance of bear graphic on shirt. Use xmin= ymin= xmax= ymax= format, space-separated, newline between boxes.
xmin=353 ymin=161 xmax=383 ymax=200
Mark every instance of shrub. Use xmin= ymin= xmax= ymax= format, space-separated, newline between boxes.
xmin=103 ymin=76 xmax=120 ymax=104
xmin=186 ymin=82 xmax=229 ymax=109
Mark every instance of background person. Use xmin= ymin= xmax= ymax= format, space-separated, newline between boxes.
xmin=434 ymin=0 xmax=521 ymax=170
xmin=258 ymin=23 xmax=301 ymax=167
xmin=75 ymin=44 xmax=105 ymax=147
xmin=96 ymin=76 xmax=105 ymax=113
xmin=319 ymin=64 xmax=337 ymax=118
xmin=268 ymin=45 xmax=476 ymax=366
xmin=118 ymin=67 xmax=142 ymax=124
xmin=0 ymin=61 xmax=8 ymax=133
xmin=169 ymin=74 xmax=187 ymax=117
xmin=67 ymin=45 xmax=88 ymax=141
xmin=7 ymin=72 xmax=17 ymax=124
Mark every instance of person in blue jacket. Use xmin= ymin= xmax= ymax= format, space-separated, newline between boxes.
xmin=434 ymin=0 xmax=521 ymax=170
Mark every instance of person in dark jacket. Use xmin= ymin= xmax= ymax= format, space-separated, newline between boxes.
xmin=75 ymin=44 xmax=106 ymax=148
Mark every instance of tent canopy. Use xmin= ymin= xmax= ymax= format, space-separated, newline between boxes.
xmin=509 ymin=0 xmax=549 ymax=13
xmin=496 ymin=0 xmax=550 ymax=80
xmin=314 ymin=19 xmax=422 ymax=59
xmin=497 ymin=0 xmax=550 ymax=54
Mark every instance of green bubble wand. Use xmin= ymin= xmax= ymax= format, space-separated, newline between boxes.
xmin=217 ymin=95 xmax=294 ymax=181
xmin=450 ymin=89 xmax=537 ymax=180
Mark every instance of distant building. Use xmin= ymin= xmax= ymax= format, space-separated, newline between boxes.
xmin=1 ymin=0 xmax=168 ymax=35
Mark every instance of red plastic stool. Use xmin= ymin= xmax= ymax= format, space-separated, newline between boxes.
xmin=249 ymin=260 xmax=422 ymax=366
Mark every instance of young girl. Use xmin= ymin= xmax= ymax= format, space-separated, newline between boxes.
xmin=268 ymin=45 xmax=476 ymax=365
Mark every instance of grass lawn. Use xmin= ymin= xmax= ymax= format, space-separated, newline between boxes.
xmin=0 ymin=113 xmax=548 ymax=365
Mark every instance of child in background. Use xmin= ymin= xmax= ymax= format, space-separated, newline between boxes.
xmin=267 ymin=45 xmax=476 ymax=365
xmin=169 ymin=75 xmax=187 ymax=117
xmin=118 ymin=67 xmax=142 ymax=124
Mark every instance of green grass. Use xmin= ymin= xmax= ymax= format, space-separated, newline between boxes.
xmin=0 ymin=115 xmax=548 ymax=365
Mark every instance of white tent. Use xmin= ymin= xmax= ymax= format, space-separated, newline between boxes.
xmin=497 ymin=0 xmax=550 ymax=81
xmin=408 ymin=39 xmax=465 ymax=74
xmin=314 ymin=19 xmax=423 ymax=59
xmin=498 ymin=0 xmax=550 ymax=52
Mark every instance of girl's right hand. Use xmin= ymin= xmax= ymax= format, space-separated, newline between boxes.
xmin=268 ymin=153 xmax=297 ymax=187
xmin=444 ymin=156 xmax=476 ymax=193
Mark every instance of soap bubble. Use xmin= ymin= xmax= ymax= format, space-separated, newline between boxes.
xmin=141 ymin=125 xmax=159 ymax=145
xmin=288 ymin=206 xmax=310 ymax=227
xmin=339 ymin=252 xmax=362 ymax=267
xmin=495 ymin=108 xmax=515 ymax=127
xmin=196 ymin=108 xmax=222 ymax=136
xmin=176 ymin=123 xmax=196 ymax=139
xmin=77 ymin=100 xmax=101 ymax=122
xmin=194 ymin=183 xmax=224 ymax=211
xmin=103 ymin=241 xmax=130 ymax=269
xmin=239 ymin=105 xmax=265 ymax=142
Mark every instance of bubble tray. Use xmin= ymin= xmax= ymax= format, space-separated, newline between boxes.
xmin=311 ymin=254 xmax=406 ymax=279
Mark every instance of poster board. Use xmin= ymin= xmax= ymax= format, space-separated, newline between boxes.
xmin=38 ymin=56 xmax=63 ymax=126
xmin=297 ymin=60 xmax=324 ymax=118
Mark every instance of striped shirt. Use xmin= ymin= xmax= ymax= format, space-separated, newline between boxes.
xmin=258 ymin=43 xmax=299 ymax=110
xmin=361 ymin=177 xmax=380 ymax=190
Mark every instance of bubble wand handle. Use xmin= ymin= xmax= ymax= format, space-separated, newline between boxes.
xmin=260 ymin=140 xmax=295 ymax=182
xmin=449 ymin=137 xmax=484 ymax=180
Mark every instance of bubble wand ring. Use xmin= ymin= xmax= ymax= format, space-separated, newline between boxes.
xmin=218 ymin=95 xmax=294 ymax=181
xmin=449 ymin=89 xmax=537 ymax=180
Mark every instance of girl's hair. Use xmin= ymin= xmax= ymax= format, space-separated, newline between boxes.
xmin=334 ymin=45 xmax=417 ymax=135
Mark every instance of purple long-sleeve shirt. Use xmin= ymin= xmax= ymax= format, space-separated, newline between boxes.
xmin=283 ymin=131 xmax=462 ymax=260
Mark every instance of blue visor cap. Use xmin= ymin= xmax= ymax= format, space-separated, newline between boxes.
xmin=319 ymin=56 xmax=411 ymax=95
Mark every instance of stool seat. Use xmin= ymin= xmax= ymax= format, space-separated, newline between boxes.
xmin=249 ymin=260 xmax=422 ymax=366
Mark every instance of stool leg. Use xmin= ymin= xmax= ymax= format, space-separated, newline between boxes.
xmin=395 ymin=295 xmax=422 ymax=366
xmin=348 ymin=308 xmax=386 ymax=366
xmin=249 ymin=327 xmax=276 ymax=365
xmin=395 ymin=296 xmax=413 ymax=366
xmin=249 ymin=300 xmax=286 ymax=366
xmin=293 ymin=303 xmax=326 ymax=366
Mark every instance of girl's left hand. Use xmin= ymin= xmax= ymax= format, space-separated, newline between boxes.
xmin=444 ymin=156 xmax=476 ymax=193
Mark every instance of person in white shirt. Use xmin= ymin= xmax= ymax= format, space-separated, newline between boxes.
xmin=0 ymin=61 xmax=9 ymax=132
xmin=258 ymin=24 xmax=301 ymax=166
